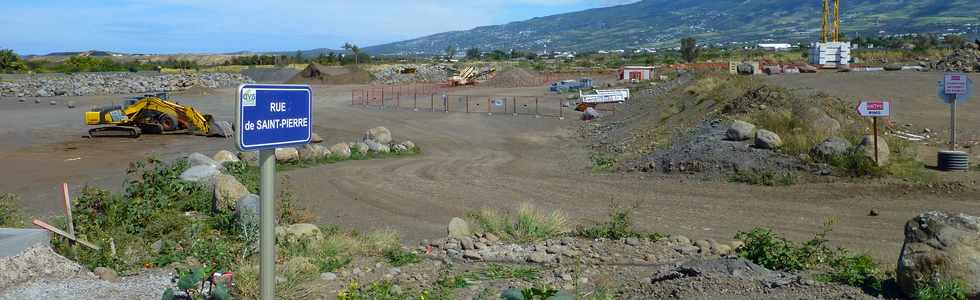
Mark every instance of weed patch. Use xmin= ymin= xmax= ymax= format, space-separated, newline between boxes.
xmin=0 ymin=193 xmax=25 ymax=227
xmin=466 ymin=204 xmax=567 ymax=243
xmin=729 ymin=169 xmax=798 ymax=186
xmin=590 ymin=152 xmax=616 ymax=172
xmin=916 ymin=279 xmax=968 ymax=300
xmin=575 ymin=208 xmax=664 ymax=240
xmin=735 ymin=220 xmax=885 ymax=294
xmin=383 ymin=247 xmax=420 ymax=267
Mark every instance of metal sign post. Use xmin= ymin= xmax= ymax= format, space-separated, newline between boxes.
xmin=857 ymin=100 xmax=891 ymax=164
xmin=938 ymin=74 xmax=973 ymax=150
xmin=236 ymin=84 xmax=313 ymax=300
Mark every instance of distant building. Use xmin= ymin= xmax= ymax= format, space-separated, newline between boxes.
xmin=757 ymin=43 xmax=793 ymax=51
xmin=619 ymin=66 xmax=657 ymax=81
xmin=809 ymin=42 xmax=851 ymax=68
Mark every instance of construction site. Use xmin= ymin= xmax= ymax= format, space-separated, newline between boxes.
xmin=2 ymin=1 xmax=980 ymax=299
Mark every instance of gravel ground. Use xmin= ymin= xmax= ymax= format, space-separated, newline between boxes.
xmin=0 ymin=245 xmax=170 ymax=300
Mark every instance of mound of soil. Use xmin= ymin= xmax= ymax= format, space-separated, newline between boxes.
xmin=241 ymin=67 xmax=301 ymax=84
xmin=287 ymin=64 xmax=372 ymax=85
xmin=625 ymin=120 xmax=809 ymax=176
xmin=485 ymin=66 xmax=544 ymax=87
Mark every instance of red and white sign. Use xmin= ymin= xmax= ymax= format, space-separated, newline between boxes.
xmin=945 ymin=74 xmax=967 ymax=95
xmin=857 ymin=100 xmax=890 ymax=117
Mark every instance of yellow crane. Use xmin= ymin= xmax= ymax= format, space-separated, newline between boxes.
xmin=821 ymin=0 xmax=842 ymax=42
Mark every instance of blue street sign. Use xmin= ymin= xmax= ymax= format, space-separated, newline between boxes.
xmin=236 ymin=84 xmax=313 ymax=151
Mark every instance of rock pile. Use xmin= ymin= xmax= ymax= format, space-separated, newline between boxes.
xmin=933 ymin=49 xmax=980 ymax=72
xmin=424 ymin=218 xmax=743 ymax=265
xmin=371 ymin=64 xmax=453 ymax=84
xmin=0 ymin=72 xmax=253 ymax=98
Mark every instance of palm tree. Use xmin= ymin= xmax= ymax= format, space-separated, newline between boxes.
xmin=342 ymin=42 xmax=361 ymax=64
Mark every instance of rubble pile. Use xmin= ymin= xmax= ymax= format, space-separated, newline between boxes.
xmin=0 ymin=72 xmax=253 ymax=98
xmin=933 ymin=48 xmax=980 ymax=72
xmin=371 ymin=64 xmax=453 ymax=84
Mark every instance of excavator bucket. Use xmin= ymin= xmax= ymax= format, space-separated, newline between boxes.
xmin=205 ymin=115 xmax=233 ymax=137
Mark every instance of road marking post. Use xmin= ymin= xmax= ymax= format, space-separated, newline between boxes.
xmin=856 ymin=100 xmax=891 ymax=165
xmin=237 ymin=84 xmax=313 ymax=300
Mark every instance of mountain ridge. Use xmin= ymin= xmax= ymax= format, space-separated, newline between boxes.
xmin=363 ymin=0 xmax=980 ymax=55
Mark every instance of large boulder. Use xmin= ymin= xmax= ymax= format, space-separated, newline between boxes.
xmin=213 ymin=174 xmax=249 ymax=212
xmin=365 ymin=140 xmax=383 ymax=152
xmin=298 ymin=144 xmax=319 ymax=161
xmin=800 ymin=107 xmax=841 ymax=136
xmin=754 ymin=129 xmax=783 ymax=149
xmin=188 ymin=152 xmax=222 ymax=170
xmin=238 ymin=151 xmax=258 ymax=164
xmin=235 ymin=194 xmax=260 ymax=225
xmin=212 ymin=150 xmax=240 ymax=165
xmin=275 ymin=147 xmax=299 ymax=163
xmin=179 ymin=165 xmax=220 ymax=183
xmin=726 ymin=120 xmax=756 ymax=141
xmin=329 ymin=143 xmax=351 ymax=159
xmin=448 ymin=217 xmax=471 ymax=239
xmin=897 ymin=211 xmax=980 ymax=298
xmin=811 ymin=137 xmax=852 ymax=159
xmin=351 ymin=142 xmax=370 ymax=154
xmin=856 ymin=135 xmax=890 ymax=166
xmin=363 ymin=127 xmax=392 ymax=144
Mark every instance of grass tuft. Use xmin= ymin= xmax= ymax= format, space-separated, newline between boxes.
xmin=916 ymin=279 xmax=968 ymax=300
xmin=466 ymin=204 xmax=567 ymax=243
xmin=0 ymin=193 xmax=25 ymax=228
xmin=729 ymin=169 xmax=799 ymax=186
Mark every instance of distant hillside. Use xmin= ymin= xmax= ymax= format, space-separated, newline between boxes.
xmin=364 ymin=0 xmax=980 ymax=55
xmin=261 ymin=48 xmax=346 ymax=58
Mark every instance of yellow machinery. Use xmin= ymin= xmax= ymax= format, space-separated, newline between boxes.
xmin=446 ymin=66 xmax=496 ymax=86
xmin=85 ymin=93 xmax=231 ymax=138
xmin=821 ymin=0 xmax=841 ymax=42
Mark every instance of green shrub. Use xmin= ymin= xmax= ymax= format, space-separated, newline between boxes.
xmin=0 ymin=193 xmax=24 ymax=227
xmin=477 ymin=264 xmax=540 ymax=281
xmin=337 ymin=280 xmax=401 ymax=300
xmin=820 ymin=253 xmax=882 ymax=292
xmin=735 ymin=221 xmax=884 ymax=293
xmin=916 ymin=279 xmax=968 ymax=300
xmin=382 ymin=247 xmax=420 ymax=267
xmin=575 ymin=208 xmax=662 ymax=240
xmin=729 ymin=169 xmax=798 ymax=186
xmin=590 ymin=153 xmax=616 ymax=172
xmin=466 ymin=204 xmax=567 ymax=243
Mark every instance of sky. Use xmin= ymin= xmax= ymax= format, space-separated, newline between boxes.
xmin=1 ymin=0 xmax=638 ymax=55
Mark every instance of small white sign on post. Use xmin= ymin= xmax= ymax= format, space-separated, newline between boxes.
xmin=856 ymin=100 xmax=890 ymax=117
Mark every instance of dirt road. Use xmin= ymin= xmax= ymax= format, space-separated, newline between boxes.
xmin=2 ymin=74 xmax=979 ymax=265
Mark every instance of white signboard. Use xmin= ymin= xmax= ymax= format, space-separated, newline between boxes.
xmin=580 ymin=94 xmax=625 ymax=104
xmin=945 ymin=73 xmax=967 ymax=95
xmin=596 ymin=89 xmax=630 ymax=100
xmin=857 ymin=100 xmax=890 ymax=117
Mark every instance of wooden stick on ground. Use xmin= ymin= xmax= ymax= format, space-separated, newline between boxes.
xmin=32 ymin=219 xmax=100 ymax=250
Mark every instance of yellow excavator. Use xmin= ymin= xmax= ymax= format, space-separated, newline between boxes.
xmin=84 ymin=93 xmax=232 ymax=138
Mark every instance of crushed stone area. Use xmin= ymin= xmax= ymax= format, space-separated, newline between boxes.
xmin=0 ymin=72 xmax=252 ymax=98
xmin=0 ymin=245 xmax=169 ymax=299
